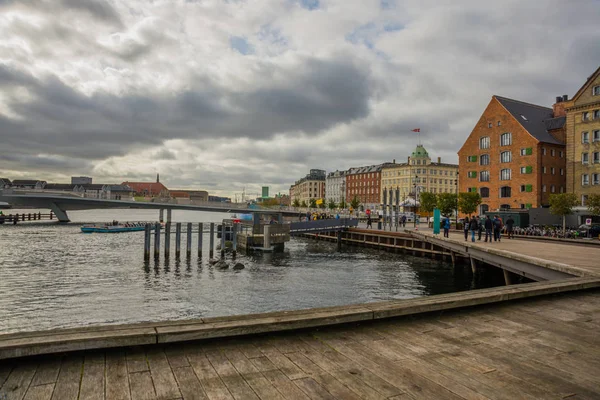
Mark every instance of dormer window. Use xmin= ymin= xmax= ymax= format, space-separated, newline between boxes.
xmin=520 ymin=115 xmax=528 ymax=121
xmin=583 ymin=112 xmax=590 ymax=121
xmin=594 ymin=85 xmax=600 ymax=96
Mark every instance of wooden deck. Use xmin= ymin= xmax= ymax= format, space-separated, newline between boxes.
xmin=2 ymin=288 xmax=599 ymax=399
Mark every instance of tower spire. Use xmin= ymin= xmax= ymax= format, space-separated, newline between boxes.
xmin=156 ymin=173 xmax=159 ymax=183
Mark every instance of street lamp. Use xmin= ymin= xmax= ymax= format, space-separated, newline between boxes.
xmin=455 ymin=171 xmax=459 ymax=227
xmin=413 ymin=175 xmax=419 ymax=227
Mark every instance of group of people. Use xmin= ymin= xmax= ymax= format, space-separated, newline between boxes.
xmin=304 ymin=212 xmax=339 ymax=221
xmin=366 ymin=212 xmax=407 ymax=229
xmin=442 ymin=215 xmax=515 ymax=243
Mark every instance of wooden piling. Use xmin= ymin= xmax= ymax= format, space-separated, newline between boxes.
xmin=220 ymin=224 xmax=226 ymax=258
xmin=154 ymin=223 xmax=161 ymax=259
xmin=164 ymin=223 xmax=171 ymax=259
xmin=264 ymin=225 xmax=271 ymax=249
xmin=175 ymin=223 xmax=182 ymax=259
xmin=337 ymin=231 xmax=342 ymax=251
xmin=232 ymin=224 xmax=238 ymax=258
xmin=144 ymin=224 xmax=151 ymax=261
xmin=198 ymin=223 xmax=203 ymax=257
xmin=209 ymin=223 xmax=215 ymax=258
xmin=186 ymin=223 xmax=192 ymax=258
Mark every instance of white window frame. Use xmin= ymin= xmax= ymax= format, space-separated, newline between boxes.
xmin=582 ymin=174 xmax=589 ymax=186
xmin=551 ymin=167 xmax=555 ymax=175
xmin=479 ymin=137 xmax=490 ymax=150
xmin=542 ymin=185 xmax=546 ymax=193
xmin=593 ymin=173 xmax=600 ymax=186
xmin=500 ymin=169 xmax=511 ymax=181
xmin=582 ymin=152 xmax=589 ymax=164
xmin=551 ymin=149 xmax=555 ymax=156
xmin=560 ymin=168 xmax=564 ymax=176
xmin=594 ymin=85 xmax=600 ymax=96
xmin=500 ymin=151 xmax=511 ymax=163
xmin=479 ymin=170 xmax=490 ymax=182
xmin=582 ymin=112 xmax=590 ymax=121
xmin=500 ymin=133 xmax=512 ymax=146
xmin=582 ymin=132 xmax=589 ymax=143
xmin=560 ymin=151 xmax=564 ymax=158
xmin=594 ymin=110 xmax=600 ymax=120
xmin=542 ymin=148 xmax=546 ymax=156
xmin=520 ymin=167 xmax=527 ymax=174
xmin=593 ymin=152 xmax=600 ymax=164
xmin=594 ymin=130 xmax=600 ymax=142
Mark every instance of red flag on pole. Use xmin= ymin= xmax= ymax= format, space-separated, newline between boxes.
xmin=411 ymin=128 xmax=420 ymax=132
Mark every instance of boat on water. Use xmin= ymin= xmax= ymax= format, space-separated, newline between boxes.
xmin=81 ymin=222 xmax=156 ymax=234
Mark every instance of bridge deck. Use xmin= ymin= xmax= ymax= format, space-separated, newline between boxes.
xmin=1 ymin=288 xmax=599 ymax=399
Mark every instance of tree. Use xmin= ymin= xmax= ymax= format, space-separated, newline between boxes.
xmin=339 ymin=199 xmax=347 ymax=209
xmin=309 ymin=198 xmax=317 ymax=208
xmin=328 ymin=200 xmax=337 ymax=210
xmin=458 ymin=192 xmax=482 ymax=217
xmin=419 ymin=192 xmax=437 ymax=227
xmin=300 ymin=200 xmax=307 ymax=208
xmin=350 ymin=196 xmax=361 ymax=210
xmin=318 ymin=201 xmax=326 ymax=209
xmin=437 ymin=193 xmax=457 ymax=218
xmin=549 ymin=193 xmax=578 ymax=236
xmin=588 ymin=194 xmax=600 ymax=216
xmin=292 ymin=198 xmax=300 ymax=208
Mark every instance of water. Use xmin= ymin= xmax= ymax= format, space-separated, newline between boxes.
xmin=0 ymin=209 xmax=502 ymax=334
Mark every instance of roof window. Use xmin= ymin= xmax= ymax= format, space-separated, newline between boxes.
xmin=520 ymin=115 xmax=528 ymax=121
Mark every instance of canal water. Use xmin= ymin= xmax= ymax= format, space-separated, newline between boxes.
xmin=0 ymin=209 xmax=503 ymax=334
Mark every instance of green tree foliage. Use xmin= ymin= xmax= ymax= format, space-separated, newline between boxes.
xmin=587 ymin=194 xmax=600 ymax=216
xmin=328 ymin=200 xmax=337 ymax=210
xmin=300 ymin=200 xmax=307 ymax=208
xmin=549 ymin=193 xmax=578 ymax=235
xmin=419 ymin=192 xmax=437 ymax=214
xmin=309 ymin=198 xmax=317 ymax=208
xmin=292 ymin=198 xmax=300 ymax=207
xmin=458 ymin=192 xmax=482 ymax=216
xmin=437 ymin=193 xmax=457 ymax=218
xmin=350 ymin=196 xmax=361 ymax=210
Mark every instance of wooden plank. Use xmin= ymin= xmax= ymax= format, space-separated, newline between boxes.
xmin=292 ymin=377 xmax=335 ymax=400
xmin=172 ymin=366 xmax=208 ymax=400
xmin=129 ymin=371 xmax=156 ymax=400
xmin=51 ymin=356 xmax=82 ymax=400
xmin=236 ymin=343 xmax=263 ymax=360
xmin=79 ymin=353 xmax=105 ymax=400
xmin=186 ymin=352 xmax=233 ymax=400
xmin=127 ymin=349 xmax=149 ymax=373
xmin=1 ymin=362 xmax=37 ymax=400
xmin=205 ymin=350 xmax=259 ymax=400
xmin=0 ymin=363 xmax=13 ymax=388
xmin=146 ymin=349 xmax=181 ymax=400
xmin=253 ymin=343 xmax=307 ymax=381
xmin=106 ymin=351 xmax=131 ymax=400
xmin=31 ymin=358 xmax=61 ymax=387
xmin=23 ymin=383 xmax=55 ymax=400
xmin=165 ymin=345 xmax=190 ymax=369
xmin=249 ymin=357 xmax=309 ymax=400
xmin=224 ymin=349 xmax=283 ymax=400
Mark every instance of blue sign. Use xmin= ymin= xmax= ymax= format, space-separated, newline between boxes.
xmin=433 ymin=208 xmax=441 ymax=235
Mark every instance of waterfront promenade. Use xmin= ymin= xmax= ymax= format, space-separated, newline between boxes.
xmin=1 ymin=288 xmax=599 ymax=399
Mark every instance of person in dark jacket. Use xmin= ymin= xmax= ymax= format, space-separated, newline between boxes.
xmin=493 ymin=215 xmax=502 ymax=242
xmin=477 ymin=216 xmax=484 ymax=240
xmin=505 ymin=216 xmax=515 ymax=239
xmin=443 ymin=217 xmax=450 ymax=238
xmin=469 ymin=217 xmax=479 ymax=242
xmin=484 ymin=215 xmax=493 ymax=242
xmin=463 ymin=216 xmax=470 ymax=241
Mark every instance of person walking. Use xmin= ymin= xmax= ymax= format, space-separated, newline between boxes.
xmin=443 ymin=217 xmax=450 ymax=238
xmin=493 ymin=215 xmax=502 ymax=242
xmin=463 ymin=216 xmax=470 ymax=241
xmin=505 ymin=215 xmax=515 ymax=239
xmin=401 ymin=215 xmax=406 ymax=227
xmin=366 ymin=214 xmax=372 ymax=229
xmin=484 ymin=215 xmax=493 ymax=242
xmin=477 ymin=216 xmax=484 ymax=241
xmin=469 ymin=217 xmax=478 ymax=242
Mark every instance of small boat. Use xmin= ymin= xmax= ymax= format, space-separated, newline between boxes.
xmin=81 ymin=223 xmax=156 ymax=234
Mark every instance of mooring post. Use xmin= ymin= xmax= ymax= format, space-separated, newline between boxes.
xmin=186 ymin=222 xmax=192 ymax=258
xmin=159 ymin=209 xmax=164 ymax=223
xmin=209 ymin=223 xmax=215 ymax=258
xmin=198 ymin=223 xmax=203 ymax=257
xmin=167 ymin=209 xmax=172 ymax=224
xmin=337 ymin=230 xmax=342 ymax=251
xmin=154 ymin=223 xmax=161 ymax=259
xmin=220 ymin=224 xmax=226 ymax=258
xmin=144 ymin=224 xmax=151 ymax=261
xmin=232 ymin=223 xmax=238 ymax=259
xmin=50 ymin=212 xmax=53 ymax=220
xmin=470 ymin=256 xmax=477 ymax=274
xmin=503 ymin=269 xmax=512 ymax=285
xmin=164 ymin=222 xmax=171 ymax=259
xmin=175 ymin=222 xmax=182 ymax=259
xmin=264 ymin=224 xmax=271 ymax=249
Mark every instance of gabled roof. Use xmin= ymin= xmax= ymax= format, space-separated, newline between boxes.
xmin=105 ymin=185 xmax=133 ymax=192
xmin=44 ymin=183 xmax=77 ymax=190
xmin=571 ymin=66 xmax=600 ymax=102
xmin=12 ymin=179 xmax=43 ymax=185
xmin=544 ymin=116 xmax=566 ymax=131
xmin=122 ymin=181 xmax=168 ymax=194
xmin=0 ymin=178 xmax=11 ymax=183
xmin=495 ymin=96 xmax=563 ymax=145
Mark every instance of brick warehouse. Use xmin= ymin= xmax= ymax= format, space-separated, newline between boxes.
xmin=458 ymin=95 xmax=566 ymax=214
xmin=346 ymin=163 xmax=394 ymax=211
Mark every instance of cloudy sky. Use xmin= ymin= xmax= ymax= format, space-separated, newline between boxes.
xmin=1 ymin=0 xmax=599 ymax=198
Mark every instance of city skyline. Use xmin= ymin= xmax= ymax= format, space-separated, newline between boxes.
xmin=1 ymin=0 xmax=600 ymax=198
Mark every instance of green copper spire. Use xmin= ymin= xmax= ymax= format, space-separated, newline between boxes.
xmin=411 ymin=144 xmax=429 ymax=158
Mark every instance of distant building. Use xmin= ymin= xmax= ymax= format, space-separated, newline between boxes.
xmin=208 ymin=195 xmax=231 ymax=203
xmin=78 ymin=184 xmax=107 ymax=199
xmin=289 ymin=169 xmax=326 ymax=206
xmin=122 ymin=175 xmax=169 ymax=197
xmin=11 ymin=180 xmax=46 ymax=189
xmin=169 ymin=191 xmax=191 ymax=199
xmin=104 ymin=185 xmax=134 ymax=200
xmin=325 ymin=170 xmax=346 ymax=205
xmin=71 ymin=176 xmax=92 ymax=185
xmin=458 ymin=95 xmax=566 ymax=214
xmin=0 ymin=178 xmax=11 ymax=188
xmin=275 ymin=193 xmax=290 ymax=206
xmin=44 ymin=183 xmax=78 ymax=192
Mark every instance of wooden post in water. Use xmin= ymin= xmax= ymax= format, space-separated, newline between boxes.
xmin=186 ymin=223 xmax=192 ymax=258
xmin=470 ymin=256 xmax=477 ymax=274
xmin=144 ymin=224 xmax=151 ymax=261
xmin=164 ymin=223 xmax=171 ymax=259
xmin=198 ymin=223 xmax=203 ymax=257
xmin=209 ymin=223 xmax=215 ymax=258
xmin=154 ymin=223 xmax=161 ymax=259
xmin=264 ymin=224 xmax=271 ymax=249
xmin=50 ymin=212 xmax=53 ymax=220
xmin=232 ymin=224 xmax=238 ymax=259
xmin=220 ymin=224 xmax=226 ymax=258
xmin=175 ymin=223 xmax=182 ymax=259
xmin=337 ymin=230 xmax=342 ymax=251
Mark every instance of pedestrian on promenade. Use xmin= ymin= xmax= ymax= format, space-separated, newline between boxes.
xmin=478 ymin=216 xmax=483 ymax=241
xmin=443 ymin=217 xmax=450 ymax=238
xmin=469 ymin=217 xmax=478 ymax=242
xmin=505 ymin=215 xmax=515 ymax=239
xmin=493 ymin=215 xmax=502 ymax=242
xmin=463 ymin=217 xmax=470 ymax=241
xmin=366 ymin=215 xmax=372 ymax=229
xmin=401 ymin=215 xmax=406 ymax=227
xmin=484 ymin=215 xmax=493 ymax=242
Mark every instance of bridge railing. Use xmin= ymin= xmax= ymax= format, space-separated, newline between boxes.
xmin=290 ymin=218 xmax=358 ymax=233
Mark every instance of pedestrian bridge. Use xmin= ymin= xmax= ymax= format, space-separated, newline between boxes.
xmin=289 ymin=218 xmax=358 ymax=234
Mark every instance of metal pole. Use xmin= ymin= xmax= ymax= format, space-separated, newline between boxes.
xmin=232 ymin=223 xmax=238 ymax=259
xmin=209 ymin=223 xmax=215 ymax=258
xmin=144 ymin=224 xmax=151 ymax=261
xmin=175 ymin=222 xmax=182 ymax=259
xmin=220 ymin=224 xmax=226 ymax=258
xmin=167 ymin=209 xmax=172 ymax=224
xmin=186 ymin=222 xmax=192 ymax=258
xmin=154 ymin=223 xmax=161 ymax=259
xmin=159 ymin=209 xmax=164 ymax=223
xmin=198 ymin=223 xmax=203 ymax=257
xmin=164 ymin=222 xmax=171 ymax=259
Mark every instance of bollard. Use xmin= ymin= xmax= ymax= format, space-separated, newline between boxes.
xmin=38 ymin=212 xmax=41 ymax=220
xmin=232 ymin=224 xmax=238 ymax=259
xmin=220 ymin=224 xmax=226 ymax=258
xmin=154 ymin=223 xmax=161 ymax=259
xmin=186 ymin=222 xmax=192 ymax=258
xmin=209 ymin=223 xmax=215 ymax=258
xmin=28 ymin=213 xmax=31 ymax=221
xmin=264 ymin=224 xmax=271 ymax=249
xmin=159 ymin=209 xmax=164 ymax=223
xmin=198 ymin=223 xmax=203 ymax=257
xmin=50 ymin=212 xmax=53 ymax=220
xmin=164 ymin=223 xmax=171 ymax=259
xmin=144 ymin=224 xmax=151 ymax=261
xmin=176 ymin=223 xmax=182 ymax=259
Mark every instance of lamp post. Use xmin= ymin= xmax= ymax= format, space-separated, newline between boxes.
xmin=413 ymin=175 xmax=418 ymax=227
xmin=455 ymin=171 xmax=459 ymax=228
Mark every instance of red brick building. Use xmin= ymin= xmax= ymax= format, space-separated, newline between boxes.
xmin=458 ymin=96 xmax=566 ymax=214
xmin=346 ymin=163 xmax=394 ymax=211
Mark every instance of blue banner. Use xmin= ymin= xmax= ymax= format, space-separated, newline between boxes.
xmin=433 ymin=208 xmax=441 ymax=235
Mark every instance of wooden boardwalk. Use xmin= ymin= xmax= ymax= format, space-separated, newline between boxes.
xmin=2 ymin=288 xmax=599 ymax=399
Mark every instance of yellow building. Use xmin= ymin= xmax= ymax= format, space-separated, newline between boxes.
xmin=289 ymin=169 xmax=326 ymax=206
xmin=381 ymin=145 xmax=458 ymax=205
xmin=565 ymin=66 xmax=600 ymax=205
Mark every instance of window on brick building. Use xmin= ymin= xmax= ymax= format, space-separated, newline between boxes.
xmin=582 ymin=153 xmax=589 ymax=164
xmin=479 ymin=171 xmax=490 ymax=182
xmin=500 ymin=151 xmax=511 ymax=163
xmin=468 ymin=155 xmax=477 ymax=162
xmin=500 ymin=169 xmax=511 ymax=180
xmin=497 ymin=121 xmax=501 ymax=126
xmin=542 ymin=148 xmax=546 ymax=156
xmin=500 ymin=133 xmax=512 ymax=146
xmin=520 ymin=147 xmax=533 ymax=156
xmin=468 ymin=171 xmax=476 ymax=178
xmin=583 ymin=112 xmax=590 ymax=121
xmin=582 ymin=195 xmax=589 ymax=206
xmin=479 ymin=137 xmax=490 ymax=149
xmin=593 ymin=174 xmax=599 ymax=185
xmin=551 ymin=185 xmax=556 ymax=193
xmin=543 ymin=167 xmax=547 ymax=174
xmin=582 ymin=132 xmax=589 ymax=143
xmin=560 ymin=186 xmax=564 ymax=193
xmin=594 ymin=130 xmax=600 ymax=142
xmin=560 ymin=151 xmax=564 ymax=158
xmin=520 ymin=185 xmax=526 ymax=192
xmin=551 ymin=167 xmax=555 ymax=175
xmin=500 ymin=187 xmax=511 ymax=198
xmin=582 ymin=174 xmax=589 ymax=186
xmin=480 ymin=154 xmax=490 ymax=165
xmin=594 ymin=152 xmax=600 ymax=164
xmin=480 ymin=187 xmax=490 ymax=198
xmin=551 ymin=149 xmax=555 ymax=156
xmin=488 ymin=123 xmax=492 ymax=128
xmin=560 ymin=168 xmax=564 ymax=175
xmin=520 ymin=166 xmax=533 ymax=174
xmin=542 ymin=185 xmax=547 ymax=192
xmin=593 ymin=85 xmax=600 ymax=96
xmin=594 ymin=110 xmax=600 ymax=119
